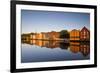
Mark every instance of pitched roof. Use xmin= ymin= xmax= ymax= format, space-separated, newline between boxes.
xmin=81 ymin=26 xmax=89 ymax=32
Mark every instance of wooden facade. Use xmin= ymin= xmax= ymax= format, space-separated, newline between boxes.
xmin=21 ymin=26 xmax=90 ymax=41
xmin=70 ymin=29 xmax=80 ymax=41
xmin=80 ymin=27 xmax=90 ymax=41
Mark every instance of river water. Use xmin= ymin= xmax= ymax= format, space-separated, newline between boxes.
xmin=21 ymin=40 xmax=90 ymax=63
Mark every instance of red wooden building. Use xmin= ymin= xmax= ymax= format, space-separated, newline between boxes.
xmin=80 ymin=27 xmax=90 ymax=41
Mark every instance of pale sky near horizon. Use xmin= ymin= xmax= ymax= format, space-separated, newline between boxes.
xmin=21 ymin=10 xmax=90 ymax=33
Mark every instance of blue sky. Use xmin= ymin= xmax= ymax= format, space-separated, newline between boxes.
xmin=21 ymin=10 xmax=90 ymax=33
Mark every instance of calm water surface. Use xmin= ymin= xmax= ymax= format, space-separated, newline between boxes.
xmin=21 ymin=40 xmax=90 ymax=63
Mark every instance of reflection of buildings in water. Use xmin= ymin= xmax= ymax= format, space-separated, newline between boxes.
xmin=70 ymin=42 xmax=90 ymax=57
xmin=22 ymin=39 xmax=69 ymax=49
xmin=22 ymin=39 xmax=70 ymax=49
xmin=70 ymin=46 xmax=80 ymax=53
xmin=22 ymin=39 xmax=60 ymax=48
xmin=22 ymin=39 xmax=90 ymax=57
xmin=35 ymin=40 xmax=59 ymax=48
xmin=70 ymin=42 xmax=80 ymax=45
xmin=45 ymin=41 xmax=59 ymax=49
xmin=29 ymin=40 xmax=36 ymax=45
xmin=70 ymin=42 xmax=80 ymax=53
xmin=35 ymin=40 xmax=43 ymax=47
xmin=41 ymin=41 xmax=49 ymax=47
xmin=22 ymin=40 xmax=30 ymax=44
xmin=80 ymin=43 xmax=90 ymax=56
xmin=59 ymin=42 xmax=69 ymax=50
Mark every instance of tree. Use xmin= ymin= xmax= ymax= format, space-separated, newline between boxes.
xmin=59 ymin=30 xmax=69 ymax=39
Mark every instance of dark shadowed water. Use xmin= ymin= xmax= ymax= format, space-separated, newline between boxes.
xmin=21 ymin=40 xmax=90 ymax=63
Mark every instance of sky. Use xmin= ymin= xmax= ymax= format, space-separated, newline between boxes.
xmin=21 ymin=10 xmax=90 ymax=33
